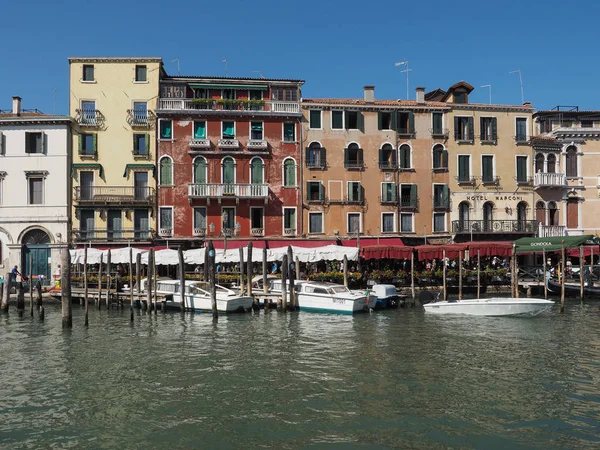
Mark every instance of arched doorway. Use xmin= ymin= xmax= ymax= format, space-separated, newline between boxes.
xmin=535 ymin=153 xmax=545 ymax=173
xmin=516 ymin=202 xmax=528 ymax=230
xmin=535 ymin=201 xmax=546 ymax=225
xmin=547 ymin=154 xmax=556 ymax=173
xmin=483 ymin=202 xmax=494 ymax=232
xmin=548 ymin=201 xmax=559 ymax=225
xmin=22 ymin=228 xmax=51 ymax=286
xmin=458 ymin=201 xmax=470 ymax=232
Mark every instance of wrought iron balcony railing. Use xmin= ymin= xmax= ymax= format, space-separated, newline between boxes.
xmin=75 ymin=109 xmax=104 ymax=127
xmin=72 ymin=228 xmax=155 ymax=242
xmin=74 ymin=186 xmax=154 ymax=204
xmin=127 ymin=110 xmax=155 ymax=128
xmin=157 ymin=99 xmax=301 ymax=115
xmin=452 ymin=220 xmax=537 ymax=234
xmin=188 ymin=183 xmax=268 ymax=198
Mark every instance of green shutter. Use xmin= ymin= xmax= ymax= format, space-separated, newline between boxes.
xmin=358 ymin=112 xmax=364 ymax=132
xmin=454 ymin=117 xmax=460 ymax=139
xmin=285 ymin=160 xmax=295 ymax=186
xmin=145 ymin=133 xmax=150 ymax=153
xmin=344 ymin=111 xmax=350 ymax=129
xmin=92 ymin=134 xmax=97 ymax=151
xmin=516 ymin=157 xmax=526 ymax=182
xmin=319 ymin=183 xmax=325 ymax=200
xmin=377 ymin=112 xmax=383 ymax=130
xmin=458 ymin=156 xmax=467 ymax=180
xmin=223 ymin=159 xmax=234 ymax=183
xmin=479 ymin=118 xmax=485 ymax=140
xmin=78 ymin=134 xmax=83 ymax=154
xmin=358 ymin=148 xmax=364 ymax=166
xmin=194 ymin=159 xmax=206 ymax=184
xmin=391 ymin=147 xmax=398 ymax=167
xmin=251 ymin=159 xmax=263 ymax=184
xmin=442 ymin=184 xmax=449 ymax=208
xmin=482 ymin=156 xmax=493 ymax=181
xmin=492 ymin=118 xmax=497 ymax=140
xmin=408 ymin=111 xmax=415 ymax=133
xmin=467 ymin=117 xmax=474 ymax=141
xmin=442 ymin=150 xmax=448 ymax=168
xmin=410 ymin=184 xmax=417 ymax=207
xmin=321 ymin=148 xmax=327 ymax=167
xmin=391 ymin=112 xmax=397 ymax=130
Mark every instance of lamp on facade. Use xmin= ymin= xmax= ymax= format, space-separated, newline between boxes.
xmin=208 ymin=222 xmax=215 ymax=236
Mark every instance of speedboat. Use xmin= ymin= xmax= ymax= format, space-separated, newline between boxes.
xmin=269 ymin=279 xmax=373 ymax=314
xmin=423 ymin=297 xmax=554 ymax=317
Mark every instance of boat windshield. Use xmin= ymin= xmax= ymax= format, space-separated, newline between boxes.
xmin=328 ymin=286 xmax=350 ymax=294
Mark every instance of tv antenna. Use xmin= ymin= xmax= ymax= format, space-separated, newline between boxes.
xmin=52 ymin=88 xmax=56 ymax=114
xmin=480 ymin=84 xmax=492 ymax=104
xmin=252 ymin=70 xmax=265 ymax=79
xmin=395 ymin=61 xmax=411 ymax=100
xmin=221 ymin=59 xmax=228 ymax=77
xmin=171 ymin=58 xmax=180 ymax=75
xmin=509 ymin=69 xmax=524 ymax=104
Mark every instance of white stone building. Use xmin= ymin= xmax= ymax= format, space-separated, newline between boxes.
xmin=0 ymin=97 xmax=72 ymax=284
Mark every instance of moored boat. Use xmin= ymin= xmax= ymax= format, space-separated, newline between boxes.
xmin=423 ymin=297 xmax=554 ymax=316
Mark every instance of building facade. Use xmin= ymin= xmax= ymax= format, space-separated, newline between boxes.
xmin=532 ymin=108 xmax=600 ymax=237
xmin=302 ymin=86 xmax=450 ymax=245
xmin=433 ymin=82 xmax=537 ymax=243
xmin=68 ymin=57 xmax=162 ymax=246
xmin=155 ymin=75 xmax=304 ymax=245
xmin=0 ymin=97 xmax=72 ymax=283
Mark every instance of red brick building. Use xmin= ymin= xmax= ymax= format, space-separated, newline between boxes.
xmin=155 ymin=75 xmax=304 ymax=246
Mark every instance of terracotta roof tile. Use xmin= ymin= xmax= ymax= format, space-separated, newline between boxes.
xmin=302 ymin=98 xmax=447 ymax=107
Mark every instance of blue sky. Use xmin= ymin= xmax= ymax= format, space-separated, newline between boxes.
xmin=2 ymin=0 xmax=600 ymax=114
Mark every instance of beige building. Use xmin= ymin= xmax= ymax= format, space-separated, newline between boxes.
xmin=532 ymin=108 xmax=600 ymax=238
xmin=68 ymin=57 xmax=162 ymax=245
xmin=430 ymin=82 xmax=537 ymax=242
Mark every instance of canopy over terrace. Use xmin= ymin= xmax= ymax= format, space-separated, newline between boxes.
xmin=514 ymin=235 xmax=595 ymax=254
xmin=416 ymin=243 xmax=467 ymax=261
xmin=567 ymin=245 xmax=600 ymax=258
xmin=467 ymin=241 xmax=513 ymax=257
xmin=361 ymin=245 xmax=413 ymax=260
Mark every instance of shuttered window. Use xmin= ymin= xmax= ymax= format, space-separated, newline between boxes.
xmin=566 ymin=147 xmax=578 ymax=177
xmin=309 ymin=213 xmax=323 ymax=233
xmin=331 ymin=111 xmax=343 ymax=129
xmin=482 ymin=155 xmax=494 ymax=182
xmin=309 ymin=110 xmax=322 ymax=129
xmin=159 ymin=157 xmax=173 ymax=185
xmin=194 ymin=158 xmax=207 ymax=184
xmin=194 ymin=121 xmax=206 ymax=139
xmin=250 ymin=158 xmax=264 ymax=184
xmin=28 ymin=177 xmax=43 ymax=205
xmin=567 ymin=199 xmax=578 ymax=229
xmin=516 ymin=156 xmax=528 ymax=182
xmin=283 ymin=159 xmax=296 ymax=186
xmin=458 ymin=155 xmax=470 ymax=182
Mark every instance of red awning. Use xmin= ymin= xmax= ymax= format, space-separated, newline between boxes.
xmin=267 ymin=239 xmax=337 ymax=248
xmin=566 ymin=245 xmax=600 ymax=258
xmin=468 ymin=241 xmax=513 ymax=257
xmin=211 ymin=239 xmax=267 ymax=250
xmin=342 ymin=237 xmax=404 ymax=247
xmin=416 ymin=243 xmax=468 ymax=261
xmin=361 ymin=245 xmax=414 ymax=260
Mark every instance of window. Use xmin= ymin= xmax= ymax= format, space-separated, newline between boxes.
xmin=483 ymin=202 xmax=494 ymax=231
xmin=79 ymin=133 xmax=97 ymax=156
xmin=535 ymin=153 xmax=545 ymax=173
xmin=433 ymin=184 xmax=449 ymax=209
xmin=379 ymin=143 xmax=397 ymax=170
xmin=132 ymin=102 xmax=148 ymax=125
xmin=159 ymin=119 xmax=172 ymax=139
xmin=561 ymin=120 xmax=573 ymax=128
xmin=250 ymin=158 xmax=264 ymax=184
xmin=222 ymin=121 xmax=235 ymax=139
xmin=107 ymin=210 xmax=122 ymax=240
xmin=347 ymin=181 xmax=362 ymax=202
xmin=331 ymin=111 xmax=343 ymax=129
xmin=82 ymin=64 xmax=94 ymax=81
xmin=567 ymin=199 xmax=578 ymax=229
xmin=283 ymin=208 xmax=297 ymax=234
xmin=134 ymin=172 xmax=149 ymax=200
xmin=348 ymin=213 xmax=361 ymax=234
xmin=345 ymin=111 xmax=361 ymax=130
xmin=516 ymin=156 xmax=528 ymax=183
xmin=194 ymin=88 xmax=208 ymax=99
xmin=133 ymin=133 xmax=148 ymax=156
xmin=454 ymin=117 xmax=474 ymax=141
xmin=378 ymin=112 xmax=393 ymax=130
xmin=457 ymin=155 xmax=471 ymax=182
xmin=540 ymin=119 xmax=553 ymax=133
xmin=548 ymin=201 xmax=559 ymax=225
xmin=250 ymin=122 xmax=263 ymax=140
xmin=79 ymin=171 xmax=94 ymax=200
xmin=306 ymin=181 xmax=324 ymax=201
xmin=249 ymin=90 xmax=262 ymax=101
xmin=399 ymin=144 xmax=411 ymax=169
xmin=482 ymin=155 xmax=494 ymax=183
xmin=159 ymin=157 xmax=173 ymax=185
xmin=194 ymin=207 xmax=207 ymax=233
xmin=480 ymin=117 xmax=497 ymax=142
xmin=397 ymin=111 xmax=415 ymax=136
xmin=222 ymin=89 xmax=236 ymax=100
xmin=221 ymin=207 xmax=236 ymax=231
xmin=581 ymin=119 xmax=594 ymax=128
xmin=193 ymin=121 xmax=206 ymax=139
xmin=80 ymin=210 xmax=95 ymax=240
xmin=272 ymin=87 xmax=298 ymax=102
xmin=547 ymin=154 xmax=556 ymax=173
xmin=401 ymin=213 xmax=413 ymax=232
xmin=283 ymin=158 xmax=296 ymax=187
xmin=309 ymin=212 xmax=323 ymax=234
xmin=135 ymin=65 xmax=147 ymax=82
xmin=400 ymin=184 xmax=417 ymax=208
xmin=81 ymin=100 xmax=97 ymax=125
xmin=251 ymin=207 xmax=264 ymax=232
xmin=382 ymin=213 xmax=395 ymax=233
xmin=309 ymin=110 xmax=322 ymax=129
xmin=344 ymin=143 xmax=363 ymax=169
xmin=159 ymin=207 xmax=173 ymax=233
xmin=433 ymin=212 xmax=446 ymax=232
xmin=28 ymin=177 xmax=43 ymax=205
xmin=193 ymin=157 xmax=207 ymax=184
xmin=283 ymin=123 xmax=295 ymax=142
xmin=25 ymin=132 xmax=44 ymax=154
xmin=432 ymin=112 xmax=444 ymax=135
xmin=516 ymin=118 xmax=528 ymax=142
xmin=381 ymin=182 xmax=397 ymax=202
xmin=306 ymin=143 xmax=326 ymax=169
xmin=458 ymin=202 xmax=470 ymax=231
xmin=432 ymin=144 xmax=448 ymax=169
xmin=454 ymin=90 xmax=467 ymax=103
xmin=222 ymin=157 xmax=235 ymax=184
xmin=566 ymin=146 xmax=578 ymax=178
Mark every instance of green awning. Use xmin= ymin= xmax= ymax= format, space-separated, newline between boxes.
xmin=71 ymin=163 xmax=104 ymax=179
xmin=189 ymin=83 xmax=267 ymax=90
xmin=123 ymin=164 xmax=156 ymax=178
xmin=514 ymin=235 xmax=594 ymax=253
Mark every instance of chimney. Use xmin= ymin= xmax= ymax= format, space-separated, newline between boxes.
xmin=363 ymin=86 xmax=375 ymax=103
xmin=12 ymin=96 xmax=21 ymax=116
xmin=416 ymin=87 xmax=425 ymax=104
xmin=523 ymin=101 xmax=531 ymax=108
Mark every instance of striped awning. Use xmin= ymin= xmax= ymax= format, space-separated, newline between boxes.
xmin=71 ymin=163 xmax=104 ymax=178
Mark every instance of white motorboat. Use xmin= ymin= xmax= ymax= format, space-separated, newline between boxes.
xmin=154 ymin=279 xmax=253 ymax=313
xmin=269 ymin=279 xmax=373 ymax=314
xmin=423 ymin=297 xmax=554 ymax=317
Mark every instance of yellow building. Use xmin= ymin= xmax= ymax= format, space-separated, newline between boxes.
xmin=68 ymin=57 xmax=162 ymax=244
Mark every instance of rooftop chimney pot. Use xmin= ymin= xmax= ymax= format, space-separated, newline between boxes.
xmin=12 ymin=96 xmax=21 ymax=116
xmin=363 ymin=86 xmax=375 ymax=103
xmin=416 ymin=87 xmax=425 ymax=104
xmin=523 ymin=101 xmax=531 ymax=107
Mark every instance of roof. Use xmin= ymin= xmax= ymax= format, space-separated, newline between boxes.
xmin=534 ymin=110 xmax=600 ymax=117
xmin=163 ymin=74 xmax=304 ymax=84
xmin=68 ymin=56 xmax=162 ymax=63
xmin=302 ymin=98 xmax=447 ymax=108
xmin=0 ymin=113 xmax=72 ymax=124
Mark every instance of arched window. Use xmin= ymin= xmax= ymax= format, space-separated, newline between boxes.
xmin=306 ymin=142 xmax=326 ymax=169
xmin=399 ymin=144 xmax=411 ymax=169
xmin=517 ymin=202 xmax=528 ymax=228
xmin=535 ymin=201 xmax=546 ymax=225
xmin=159 ymin=157 xmax=173 ymax=186
xmin=483 ymin=202 xmax=494 ymax=232
xmin=458 ymin=201 xmax=470 ymax=232
xmin=566 ymin=146 xmax=577 ymax=178
xmin=547 ymin=154 xmax=556 ymax=173
xmin=250 ymin=157 xmax=264 ymax=184
xmin=535 ymin=153 xmax=545 ymax=173
xmin=222 ymin=157 xmax=235 ymax=184
xmin=379 ymin=143 xmax=397 ymax=169
xmin=193 ymin=157 xmax=207 ymax=184
xmin=548 ymin=201 xmax=558 ymax=226
xmin=344 ymin=142 xmax=363 ymax=169
xmin=283 ymin=158 xmax=296 ymax=187
xmin=433 ymin=144 xmax=447 ymax=169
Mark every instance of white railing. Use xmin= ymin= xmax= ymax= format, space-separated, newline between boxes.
xmin=218 ymin=138 xmax=239 ymax=149
xmin=189 ymin=138 xmax=211 ymax=148
xmin=157 ymin=99 xmax=300 ymax=114
xmin=188 ymin=183 xmax=268 ymax=198
xmin=283 ymin=228 xmax=297 ymax=236
xmin=251 ymin=228 xmax=264 ymax=236
xmin=158 ymin=228 xmax=172 ymax=236
xmin=538 ymin=224 xmax=566 ymax=237
xmin=534 ymin=172 xmax=566 ymax=187
xmin=247 ymin=139 xmax=268 ymax=149
xmin=193 ymin=227 xmax=207 ymax=237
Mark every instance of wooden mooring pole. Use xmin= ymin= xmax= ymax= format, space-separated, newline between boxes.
xmin=287 ymin=246 xmax=295 ymax=311
xmin=178 ymin=246 xmax=186 ymax=312
xmin=153 ymin=250 xmax=158 ymax=314
xmin=281 ymin=254 xmax=288 ymax=312
xmin=247 ymin=242 xmax=255 ymax=309
xmin=477 ymin=250 xmax=481 ymax=300
xmin=239 ymin=247 xmax=245 ymax=295
xmin=129 ymin=247 xmax=134 ymax=322
xmin=61 ymin=247 xmax=72 ymax=328
xmin=84 ymin=247 xmax=89 ymax=326
xmin=146 ymin=248 xmax=153 ymax=313
xmin=579 ymin=245 xmax=584 ymax=301
xmin=511 ymin=244 xmax=516 ymax=298
xmin=514 ymin=247 xmax=519 ymax=299
xmin=410 ymin=251 xmax=415 ymax=301
xmin=105 ymin=249 xmax=112 ymax=308
xmin=208 ymin=241 xmax=218 ymax=322
xmin=29 ymin=254 xmax=34 ymax=317
xmin=542 ymin=247 xmax=548 ymax=300
xmin=262 ymin=247 xmax=269 ymax=311
xmin=343 ymin=254 xmax=348 ymax=287
xmin=1 ymin=271 xmax=10 ymax=314
xmin=442 ymin=250 xmax=447 ymax=301
xmin=97 ymin=254 xmax=103 ymax=309
xmin=17 ymin=281 xmax=25 ymax=317
xmin=560 ymin=240 xmax=566 ymax=313
xmin=136 ymin=252 xmax=141 ymax=308
xmin=458 ymin=250 xmax=463 ymax=301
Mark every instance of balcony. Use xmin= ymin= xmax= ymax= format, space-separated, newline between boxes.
xmin=400 ymin=196 xmax=418 ymax=210
xmin=75 ymin=109 xmax=104 ymax=128
xmin=189 ymin=138 xmax=211 ymax=149
xmin=481 ymin=176 xmax=500 ymax=186
xmin=538 ymin=224 xmax=566 ymax=237
xmin=188 ymin=183 xmax=268 ymax=199
xmin=306 ymin=159 xmax=326 ymax=169
xmin=283 ymin=228 xmax=296 ymax=236
xmin=72 ymin=228 xmax=155 ymax=242
xmin=193 ymin=227 xmax=207 ymax=237
xmin=379 ymin=161 xmax=398 ymax=170
xmin=127 ymin=110 xmax=155 ymax=128
xmin=516 ymin=176 xmax=533 ymax=186
xmin=74 ymin=186 xmax=154 ymax=205
xmin=456 ymin=176 xmax=476 ymax=186
xmin=380 ymin=194 xmax=397 ymax=204
xmin=247 ymin=139 xmax=268 ymax=150
xmin=251 ymin=228 xmax=264 ymax=237
xmin=158 ymin=228 xmax=173 ymax=237
xmin=430 ymin=128 xmax=449 ymax=139
xmin=452 ymin=220 xmax=537 ymax=234
xmin=156 ymin=99 xmax=301 ymax=116
xmin=218 ymin=138 xmax=240 ymax=149
xmin=534 ymin=172 xmax=566 ymax=188
xmin=344 ymin=161 xmax=364 ymax=170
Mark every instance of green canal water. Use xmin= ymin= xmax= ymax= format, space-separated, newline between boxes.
xmin=1 ymin=303 xmax=600 ymax=449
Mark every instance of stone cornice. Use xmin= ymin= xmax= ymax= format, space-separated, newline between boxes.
xmin=68 ymin=57 xmax=162 ymax=63
xmin=451 ymin=104 xmax=534 ymax=113
xmin=0 ymin=116 xmax=73 ymax=126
